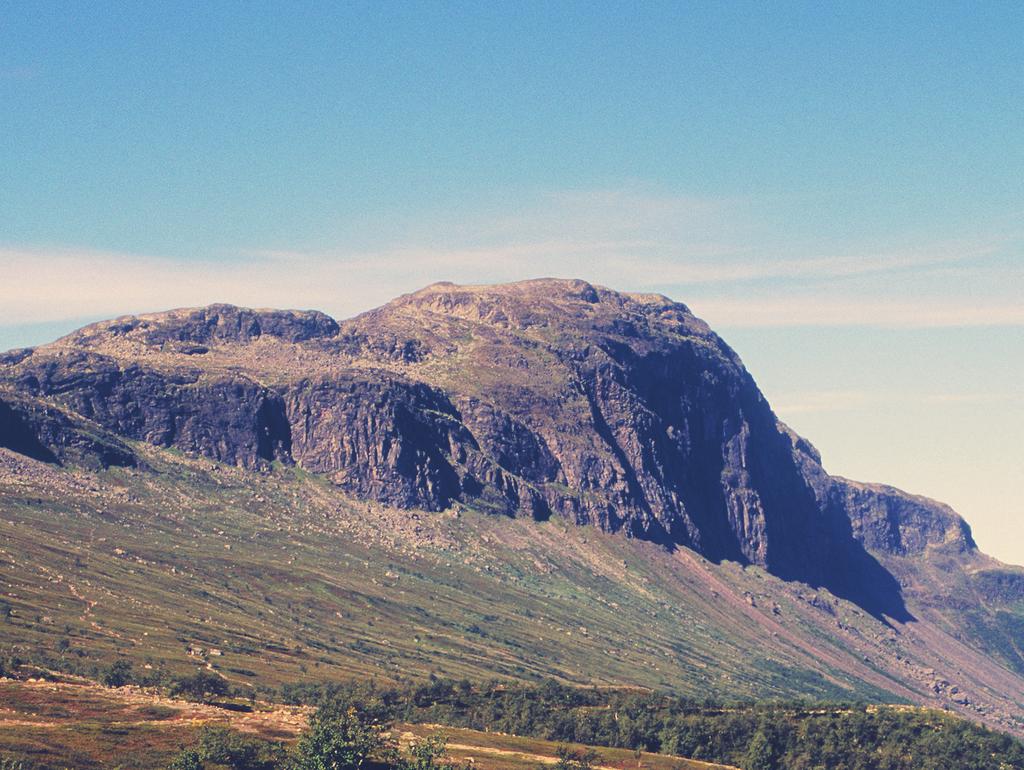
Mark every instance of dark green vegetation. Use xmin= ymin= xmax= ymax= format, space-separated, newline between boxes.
xmin=0 ymin=677 xmax=732 ymax=770
xmin=154 ymin=680 xmax=1024 ymax=770
xmin=281 ymin=679 xmax=1024 ymax=770
xmin=166 ymin=726 xmax=286 ymax=770
xmin=2 ymin=674 xmax=1023 ymax=769
xmin=168 ymin=705 xmax=414 ymax=770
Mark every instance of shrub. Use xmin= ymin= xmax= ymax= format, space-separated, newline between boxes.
xmin=170 ymin=669 xmax=231 ymax=703
xmin=101 ymin=658 xmax=133 ymax=687
xmin=406 ymin=734 xmax=453 ymax=770
xmin=292 ymin=706 xmax=395 ymax=770
xmin=166 ymin=726 xmax=284 ymax=770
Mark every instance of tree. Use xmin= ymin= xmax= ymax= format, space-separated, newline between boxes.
xmin=743 ymin=730 xmax=776 ymax=770
xmin=407 ymin=734 xmax=452 ymax=770
xmin=102 ymin=658 xmax=133 ymax=687
xmin=292 ymin=706 xmax=394 ymax=770
xmin=167 ymin=749 xmax=203 ymax=770
xmin=555 ymin=746 xmax=601 ymax=770
xmin=170 ymin=669 xmax=230 ymax=703
xmin=165 ymin=726 xmax=284 ymax=770
xmin=197 ymin=726 xmax=283 ymax=770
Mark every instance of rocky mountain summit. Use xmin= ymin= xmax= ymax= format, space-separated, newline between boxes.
xmin=0 ymin=279 xmax=994 ymax=622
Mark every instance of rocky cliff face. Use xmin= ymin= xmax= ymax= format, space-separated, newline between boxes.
xmin=0 ymin=280 xmax=989 ymax=619
xmin=8 ymin=349 xmax=291 ymax=469
xmin=0 ymin=391 xmax=138 ymax=469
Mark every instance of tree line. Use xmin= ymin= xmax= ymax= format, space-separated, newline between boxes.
xmin=273 ymin=677 xmax=1024 ymax=770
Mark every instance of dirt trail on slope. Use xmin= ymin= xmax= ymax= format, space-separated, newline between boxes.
xmin=443 ymin=743 xmax=737 ymax=770
xmin=398 ymin=729 xmax=739 ymax=770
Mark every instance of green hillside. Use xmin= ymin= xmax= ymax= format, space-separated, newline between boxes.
xmin=0 ymin=444 xmax=895 ymax=700
xmin=0 ymin=438 xmax=1018 ymax=729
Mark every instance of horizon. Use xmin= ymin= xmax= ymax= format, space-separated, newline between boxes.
xmin=1 ymin=2 xmax=1021 ymax=565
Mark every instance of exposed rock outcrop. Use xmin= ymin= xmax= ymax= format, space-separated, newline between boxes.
xmin=0 ymin=391 xmax=138 ymax=469
xmin=10 ymin=350 xmax=290 ymax=469
xmin=0 ymin=279 xmax=982 ymax=621
xmin=62 ymin=304 xmax=340 ymax=348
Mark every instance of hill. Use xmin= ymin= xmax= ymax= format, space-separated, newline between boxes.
xmin=0 ymin=279 xmax=1022 ymax=737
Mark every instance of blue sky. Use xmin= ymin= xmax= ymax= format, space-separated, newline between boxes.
xmin=1 ymin=2 xmax=1022 ymax=563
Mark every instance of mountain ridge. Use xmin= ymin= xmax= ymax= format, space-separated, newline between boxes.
xmin=1 ymin=278 xmax=1023 ymax=733
xmin=0 ymin=281 xmax=983 ymax=577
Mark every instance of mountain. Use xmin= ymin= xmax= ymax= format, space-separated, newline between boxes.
xmin=1 ymin=279 xmax=1022 ymax=734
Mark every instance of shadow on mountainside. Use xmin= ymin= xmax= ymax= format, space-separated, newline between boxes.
xmin=773 ymin=504 xmax=916 ymax=626
xmin=741 ymin=407 xmax=915 ymax=625
xmin=677 ymin=522 xmax=915 ymax=626
xmin=0 ymin=397 xmax=59 ymax=464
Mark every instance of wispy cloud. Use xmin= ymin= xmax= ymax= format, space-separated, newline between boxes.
xmin=689 ymin=296 xmax=1024 ymax=329
xmin=0 ymin=186 xmax=1019 ymax=332
xmin=4 ymin=240 xmax=1020 ymax=331
xmin=773 ymin=389 xmax=1016 ymax=415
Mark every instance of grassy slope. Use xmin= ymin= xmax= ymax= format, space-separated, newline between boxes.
xmin=0 ymin=678 xmax=303 ymax=769
xmin=0 ymin=445 xmax=1022 ymax=737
